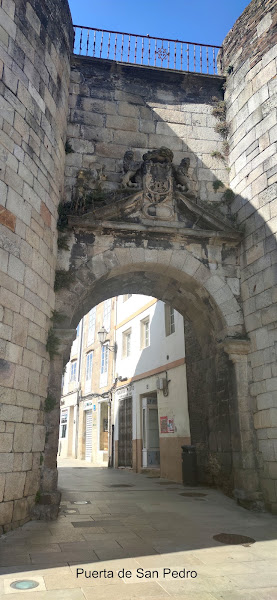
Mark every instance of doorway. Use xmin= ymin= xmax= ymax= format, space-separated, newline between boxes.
xmin=142 ymin=396 xmax=160 ymax=468
xmin=85 ymin=409 xmax=93 ymax=462
xmin=118 ymin=396 xmax=133 ymax=467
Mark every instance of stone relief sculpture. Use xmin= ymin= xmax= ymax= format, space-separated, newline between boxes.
xmin=122 ymin=147 xmax=195 ymax=192
xmin=141 ymin=147 xmax=174 ymax=220
xmin=122 ymin=147 xmax=196 ymax=220
xmin=72 ymin=166 xmax=107 ymax=213
xmin=173 ymin=158 xmax=189 ymax=191
xmin=69 ymin=147 xmax=232 ymax=231
xmin=122 ymin=151 xmax=142 ymax=188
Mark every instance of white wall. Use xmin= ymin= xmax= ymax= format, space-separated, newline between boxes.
xmin=114 ymin=295 xmax=189 ymax=446
xmin=61 ymin=321 xmax=81 ymax=396
xmin=115 ymin=295 xmax=185 ymax=380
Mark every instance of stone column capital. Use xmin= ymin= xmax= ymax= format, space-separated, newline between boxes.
xmin=223 ymin=338 xmax=251 ymax=363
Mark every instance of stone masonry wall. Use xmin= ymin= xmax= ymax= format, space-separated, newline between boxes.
xmin=185 ymin=320 xmax=233 ymax=493
xmin=220 ymin=0 xmax=277 ymax=512
xmin=0 ymin=0 xmax=73 ymax=531
xmin=66 ymin=58 xmax=227 ymax=204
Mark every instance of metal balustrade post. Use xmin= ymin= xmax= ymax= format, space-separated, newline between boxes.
xmin=141 ymin=38 xmax=144 ymax=65
xmin=79 ymin=28 xmax=82 ymax=54
xmin=200 ymin=45 xmax=202 ymax=73
xmin=107 ymin=32 xmax=111 ymax=59
xmin=114 ymin=33 xmax=118 ymax=60
xmin=86 ymin=31 xmax=89 ymax=56
xmin=120 ymin=34 xmax=124 ymax=62
xmin=93 ymin=30 xmax=96 ymax=57
xmin=100 ymin=31 xmax=103 ymax=58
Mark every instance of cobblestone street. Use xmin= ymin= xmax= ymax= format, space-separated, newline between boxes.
xmin=0 ymin=459 xmax=277 ymax=599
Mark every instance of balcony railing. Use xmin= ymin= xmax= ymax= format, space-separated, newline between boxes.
xmin=73 ymin=26 xmax=222 ymax=75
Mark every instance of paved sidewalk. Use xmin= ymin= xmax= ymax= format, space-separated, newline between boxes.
xmin=0 ymin=458 xmax=277 ymax=599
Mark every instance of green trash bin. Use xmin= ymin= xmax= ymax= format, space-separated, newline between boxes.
xmin=181 ymin=445 xmax=197 ymax=486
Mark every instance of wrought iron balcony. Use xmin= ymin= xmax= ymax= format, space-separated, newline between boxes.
xmin=73 ymin=26 xmax=222 ymax=75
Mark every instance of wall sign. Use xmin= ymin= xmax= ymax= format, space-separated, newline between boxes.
xmin=160 ymin=416 xmax=175 ymax=433
xmin=160 ymin=416 xmax=168 ymax=433
xmin=116 ymin=386 xmax=132 ymax=399
xmin=167 ymin=418 xmax=174 ymax=433
xmin=84 ymin=400 xmax=92 ymax=411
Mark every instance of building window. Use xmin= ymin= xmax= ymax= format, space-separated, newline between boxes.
xmin=140 ymin=317 xmax=150 ymax=349
xmin=85 ymin=351 xmax=93 ymax=393
xmin=101 ymin=345 xmax=109 ymax=374
xmin=99 ymin=402 xmax=109 ymax=451
xmin=87 ymin=307 xmax=96 ymax=346
xmin=60 ymin=409 xmax=68 ymax=439
xmin=70 ymin=361 xmax=77 ymax=382
xmin=103 ymin=299 xmax=111 ymax=332
xmin=100 ymin=345 xmax=109 ymax=388
xmin=85 ymin=352 xmax=93 ymax=381
xmin=76 ymin=323 xmax=80 ymax=338
xmin=123 ymin=294 xmax=132 ymax=302
xmin=122 ymin=328 xmax=131 ymax=357
xmin=165 ymin=305 xmax=175 ymax=336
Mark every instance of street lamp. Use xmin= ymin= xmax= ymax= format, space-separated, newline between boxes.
xmin=97 ymin=326 xmax=117 ymax=352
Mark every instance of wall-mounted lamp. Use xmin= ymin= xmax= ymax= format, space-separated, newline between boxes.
xmin=98 ymin=326 xmax=117 ymax=352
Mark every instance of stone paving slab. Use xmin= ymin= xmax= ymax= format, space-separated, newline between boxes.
xmin=213 ymin=591 xmax=277 ymax=600
xmin=0 ymin=458 xmax=277 ymax=599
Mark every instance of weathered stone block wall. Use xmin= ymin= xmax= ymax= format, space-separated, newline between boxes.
xmin=220 ymin=0 xmax=277 ymax=512
xmin=185 ymin=320 xmax=233 ymax=492
xmin=66 ymin=58 xmax=228 ymax=204
xmin=0 ymin=0 xmax=73 ymax=531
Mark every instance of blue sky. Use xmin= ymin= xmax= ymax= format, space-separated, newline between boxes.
xmin=68 ymin=0 xmax=250 ymax=47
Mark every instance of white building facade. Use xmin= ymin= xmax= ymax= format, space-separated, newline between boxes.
xmin=114 ymin=295 xmax=191 ymax=482
xmin=59 ymin=299 xmax=116 ymax=466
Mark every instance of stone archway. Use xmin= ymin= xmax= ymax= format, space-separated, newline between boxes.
xmin=40 ymin=237 xmax=262 ymax=516
xmin=36 ymin=148 xmax=263 ymax=517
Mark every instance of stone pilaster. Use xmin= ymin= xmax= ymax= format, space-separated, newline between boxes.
xmin=224 ymin=339 xmax=263 ymax=508
xmin=33 ymin=329 xmax=76 ymax=520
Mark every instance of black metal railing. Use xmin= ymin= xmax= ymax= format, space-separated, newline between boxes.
xmin=73 ymin=26 xmax=222 ymax=75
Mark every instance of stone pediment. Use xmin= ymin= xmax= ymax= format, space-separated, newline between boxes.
xmin=67 ymin=147 xmax=241 ymax=240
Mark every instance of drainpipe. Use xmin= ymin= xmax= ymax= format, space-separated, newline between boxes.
xmin=108 ymin=296 xmax=118 ymax=467
xmin=108 ymin=393 xmax=112 ymax=467
xmin=75 ymin=317 xmax=84 ymax=459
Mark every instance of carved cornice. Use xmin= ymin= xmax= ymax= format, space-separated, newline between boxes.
xmin=68 ymin=217 xmax=242 ymax=243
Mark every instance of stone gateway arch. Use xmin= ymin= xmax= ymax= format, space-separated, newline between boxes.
xmin=0 ymin=0 xmax=277 ymax=530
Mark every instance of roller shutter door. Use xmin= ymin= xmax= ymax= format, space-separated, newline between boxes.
xmin=85 ymin=410 xmax=93 ymax=461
